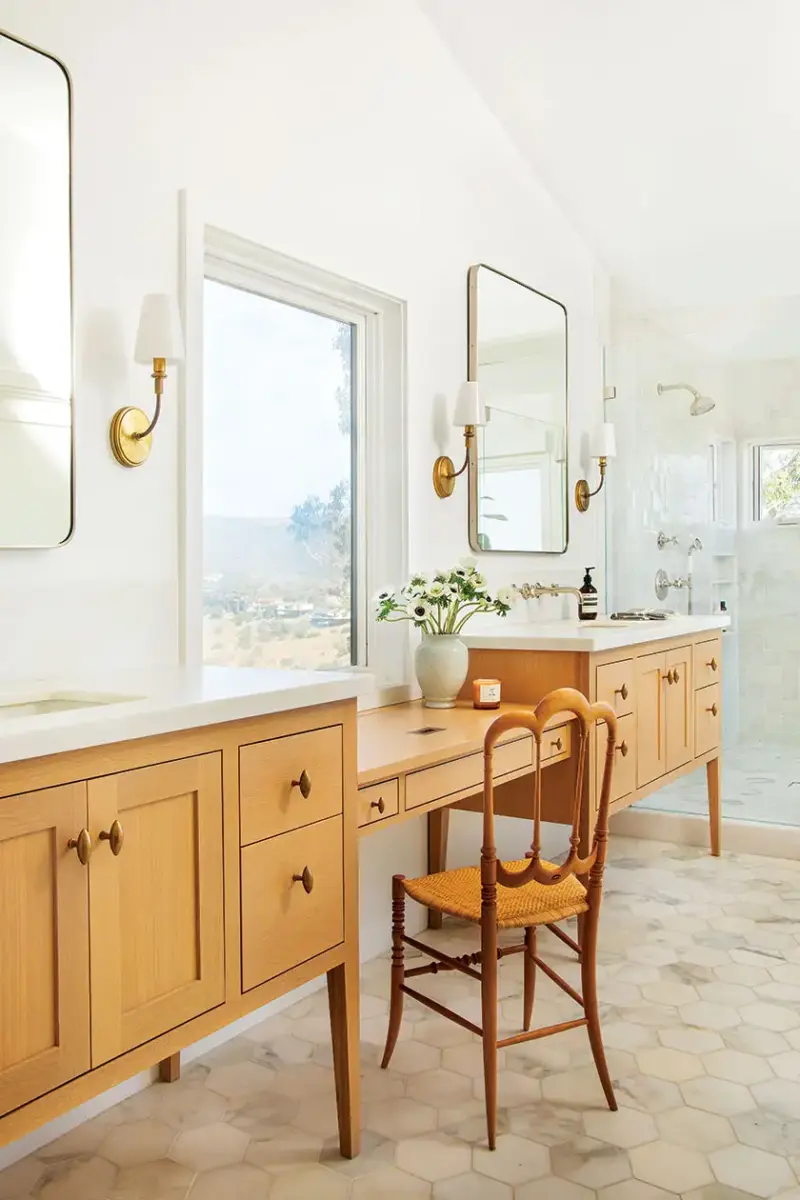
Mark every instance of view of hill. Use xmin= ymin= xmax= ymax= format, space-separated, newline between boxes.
xmin=203 ymin=514 xmax=329 ymax=585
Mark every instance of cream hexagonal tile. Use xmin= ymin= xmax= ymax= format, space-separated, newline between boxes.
xmin=167 ymin=1161 xmax=261 ymax=1199
xmin=365 ymin=1097 xmax=438 ymax=1140
xmin=406 ymin=1068 xmax=473 ymax=1108
xmin=383 ymin=1039 xmax=441 ymax=1075
xmin=641 ymin=981 xmax=698 ymax=1007
xmin=678 ymin=1001 xmax=741 ymax=1031
xmin=598 ymin=1181 xmax=679 ymax=1200
xmin=0 ymin=1156 xmax=45 ymax=1200
xmin=655 ymin=1106 xmax=735 ymax=1153
xmin=395 ymin=1135 xmax=471 ymax=1183
xmin=38 ymin=1156 xmax=118 ymax=1200
xmin=702 ymin=1047 xmax=773 ymax=1085
xmin=629 ymin=1140 xmax=713 ymax=1193
xmin=474 ymin=1068 xmax=541 ymax=1108
xmin=159 ymin=1083 xmax=229 ymax=1131
xmin=266 ymin=1063 xmax=333 ymax=1101
xmin=658 ymin=1027 xmax=723 ymax=1055
xmin=680 ymin=1076 xmax=755 ymax=1117
xmin=244 ymin=1127 xmax=323 ymax=1174
xmin=583 ymin=1105 xmax=658 ymax=1149
xmin=472 ymin=1133 xmax=549 ymax=1185
xmin=441 ymin=1043 xmax=505 ymax=1079
xmin=550 ymin=1136 xmax=631 ymax=1190
xmin=714 ymin=962 xmax=770 ymax=987
xmin=205 ymin=1061 xmax=276 ymax=1099
xmin=250 ymin=1034 xmax=315 ymax=1067
xmin=751 ymin=1077 xmax=800 ymax=1119
xmin=38 ymin=1115 xmax=120 ymax=1161
xmin=770 ymin=1050 xmax=800 ymax=1081
xmin=351 ymin=1167 xmax=431 ymax=1198
xmin=614 ymin=1073 xmax=683 ymax=1114
xmin=723 ymin=1025 xmax=789 ymax=1057
xmin=517 ymin=1178 xmax=594 ymax=1200
xmin=626 ymin=945 xmax=678 ymax=967
xmin=740 ymin=1002 xmax=800 ymax=1032
xmin=636 ymin=1047 xmax=704 ymax=1083
xmin=433 ymin=1172 xmax=510 ymax=1199
xmin=770 ymin=962 xmax=800 ymax=986
xmin=731 ymin=1108 xmax=800 ymax=1157
xmin=100 ymin=1119 xmax=176 ymax=1168
xmin=697 ymin=981 xmax=756 ymax=1007
xmin=170 ymin=1122 xmax=249 ymax=1172
xmin=543 ymin=1066 xmax=622 ymax=1109
xmin=709 ymin=1142 xmax=795 ymax=1199
xmin=602 ymin=1021 xmax=658 ymax=1052
xmin=508 ymin=1101 xmax=584 ymax=1147
xmin=109 ymin=1156 xmax=194 ymax=1199
xmin=413 ymin=1020 xmax=474 ymax=1050
xmin=268 ymin=1164 xmax=350 ymax=1200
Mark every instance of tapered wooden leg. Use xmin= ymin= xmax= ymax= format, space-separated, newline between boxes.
xmin=481 ymin=908 xmax=499 ymax=1149
xmin=427 ymin=808 xmax=450 ymax=930
xmin=580 ymin=915 xmax=617 ymax=1112
xmin=158 ymin=1053 xmax=180 ymax=1083
xmin=707 ymin=756 xmax=722 ymax=857
xmin=327 ymin=958 xmax=361 ymax=1159
xmin=523 ymin=927 xmax=536 ymax=1032
xmin=381 ymin=875 xmax=406 ymax=1070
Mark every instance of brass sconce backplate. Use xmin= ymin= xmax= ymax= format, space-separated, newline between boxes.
xmin=110 ymin=406 xmax=153 ymax=467
xmin=433 ymin=455 xmax=457 ymax=498
xmin=574 ymin=478 xmax=592 ymax=512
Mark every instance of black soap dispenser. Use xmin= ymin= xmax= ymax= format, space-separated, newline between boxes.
xmin=579 ymin=567 xmax=598 ymax=621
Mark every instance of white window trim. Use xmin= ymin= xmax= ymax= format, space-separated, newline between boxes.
xmin=179 ymin=196 xmax=409 ymax=696
xmin=743 ymin=435 xmax=800 ymax=527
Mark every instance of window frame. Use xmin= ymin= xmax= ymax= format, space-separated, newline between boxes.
xmin=180 ymin=216 xmax=408 ymax=693
xmin=750 ymin=437 xmax=800 ymax=525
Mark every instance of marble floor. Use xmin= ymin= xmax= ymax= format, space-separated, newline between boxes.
xmin=641 ymin=743 xmax=800 ymax=827
xmin=5 ymin=836 xmax=800 ymax=1199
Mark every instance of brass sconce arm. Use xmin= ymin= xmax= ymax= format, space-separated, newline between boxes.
xmin=110 ymin=293 xmax=183 ymax=468
xmin=110 ymin=358 xmax=167 ymax=467
xmin=433 ymin=424 xmax=476 ymax=498
xmin=574 ymin=455 xmax=608 ymax=512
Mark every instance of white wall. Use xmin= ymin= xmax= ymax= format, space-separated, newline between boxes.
xmin=0 ymin=0 xmax=607 ymax=1160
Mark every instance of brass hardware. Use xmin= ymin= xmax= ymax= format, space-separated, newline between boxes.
xmin=707 ymin=702 xmax=718 ymax=716
xmin=707 ymin=657 xmax=718 ymax=671
xmin=371 ymin=797 xmax=386 ymax=814
xmin=292 ymin=866 xmax=314 ymax=894
xmin=615 ymin=683 xmax=629 ymax=701
xmin=616 ymin=741 xmax=629 ymax=758
xmin=575 ymin=456 xmax=608 ymax=513
xmin=110 ymin=358 xmax=167 ymax=468
xmin=433 ymin=425 xmax=476 ymax=499
xmin=663 ymin=670 xmax=674 ymax=684
xmin=672 ymin=667 xmax=680 ymax=683
xmin=291 ymin=769 xmax=312 ymax=799
xmin=99 ymin=819 xmax=125 ymax=856
xmin=552 ymin=737 xmax=563 ymax=752
xmin=67 ymin=828 xmax=92 ymax=866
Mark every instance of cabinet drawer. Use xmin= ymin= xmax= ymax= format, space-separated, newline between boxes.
xmin=596 ymin=660 xmax=634 ymax=717
xmin=695 ymin=684 xmax=721 ymax=756
xmin=597 ymin=712 xmax=636 ymax=804
xmin=406 ymin=737 xmax=532 ymax=812
xmin=358 ymin=779 xmax=400 ymax=828
xmin=240 ymin=725 xmax=342 ymax=846
xmin=694 ymin=638 xmax=722 ymax=690
xmin=541 ymin=722 xmax=571 ymax=764
xmin=241 ymin=815 xmax=344 ymax=991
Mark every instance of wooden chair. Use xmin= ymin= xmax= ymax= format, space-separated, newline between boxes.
xmin=380 ymin=686 xmax=619 ymax=1150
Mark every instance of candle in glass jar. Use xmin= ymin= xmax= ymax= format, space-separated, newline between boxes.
xmin=473 ymin=678 xmax=501 ymax=709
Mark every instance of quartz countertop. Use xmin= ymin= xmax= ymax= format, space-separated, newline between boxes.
xmin=0 ymin=666 xmax=367 ymax=766
xmin=462 ymin=614 xmax=730 ymax=654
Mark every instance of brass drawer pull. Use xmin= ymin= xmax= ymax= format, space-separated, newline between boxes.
xmin=292 ymin=866 xmax=314 ymax=894
xmin=99 ymin=819 xmax=125 ymax=856
xmin=615 ymin=683 xmax=629 ymax=701
xmin=707 ymin=702 xmax=718 ymax=717
xmin=672 ymin=667 xmax=680 ymax=683
xmin=663 ymin=670 xmax=674 ymax=684
xmin=67 ymin=828 xmax=92 ymax=866
xmin=707 ymin=657 xmax=718 ymax=671
xmin=371 ymin=796 xmax=386 ymax=815
xmin=552 ymin=736 xmax=563 ymax=753
xmin=291 ymin=769 xmax=312 ymax=799
xmin=616 ymin=740 xmax=629 ymax=758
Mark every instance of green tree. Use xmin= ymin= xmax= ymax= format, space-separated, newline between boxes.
xmin=762 ymin=449 xmax=800 ymax=516
xmin=289 ymin=480 xmax=351 ymax=577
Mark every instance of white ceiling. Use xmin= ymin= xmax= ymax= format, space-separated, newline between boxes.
xmin=421 ymin=0 xmax=800 ymax=310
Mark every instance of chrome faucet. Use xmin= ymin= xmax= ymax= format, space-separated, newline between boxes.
xmin=655 ymin=567 xmax=690 ymax=606
xmin=516 ymin=581 xmax=585 ymax=617
xmin=686 ymin=538 xmax=703 ymax=615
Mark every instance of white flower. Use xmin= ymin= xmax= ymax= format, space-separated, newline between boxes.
xmin=427 ymin=581 xmax=446 ymax=600
xmin=472 ymin=577 xmax=488 ymax=595
xmin=497 ymin=586 xmax=516 ymax=607
xmin=408 ymin=600 xmax=431 ymax=623
xmin=459 ymin=556 xmax=478 ymax=572
xmin=374 ymin=590 xmax=393 ymax=604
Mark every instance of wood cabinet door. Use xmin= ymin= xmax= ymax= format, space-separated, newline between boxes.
xmin=635 ymin=652 xmax=667 ymax=787
xmin=0 ymin=784 xmax=90 ymax=1117
xmin=665 ymin=645 xmax=693 ymax=772
xmin=88 ymin=755 xmax=225 ymax=1066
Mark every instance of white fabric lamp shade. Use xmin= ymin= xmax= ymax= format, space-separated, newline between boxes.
xmin=452 ymin=381 xmax=486 ymax=427
xmin=590 ymin=421 xmax=616 ymax=459
xmin=134 ymin=294 xmax=185 ymax=364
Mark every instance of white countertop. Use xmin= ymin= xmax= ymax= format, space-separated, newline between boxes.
xmin=0 ymin=666 xmax=367 ymax=766
xmin=462 ymin=614 xmax=731 ymax=654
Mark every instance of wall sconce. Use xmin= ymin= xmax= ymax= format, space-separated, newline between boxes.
xmin=575 ymin=422 xmax=616 ymax=512
xmin=110 ymin=294 xmax=185 ymax=467
xmin=433 ymin=382 xmax=486 ymax=498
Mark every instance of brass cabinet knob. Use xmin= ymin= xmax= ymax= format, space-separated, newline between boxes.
xmin=663 ymin=669 xmax=674 ymax=684
xmin=615 ymin=682 xmax=629 ymax=701
xmin=707 ymin=702 xmax=718 ymax=717
xmin=707 ymin=657 xmax=718 ymax=671
xmin=292 ymin=769 xmax=312 ymax=799
xmin=67 ymin=828 xmax=92 ymax=866
xmin=616 ymin=740 xmax=629 ymax=758
xmin=371 ymin=797 xmax=386 ymax=814
xmin=292 ymin=865 xmax=314 ymax=894
xmin=552 ymin=736 xmax=563 ymax=752
xmin=672 ymin=667 xmax=680 ymax=683
xmin=99 ymin=819 xmax=125 ymax=856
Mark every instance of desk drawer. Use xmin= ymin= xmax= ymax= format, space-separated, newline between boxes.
xmin=694 ymin=638 xmax=722 ymax=690
xmin=695 ymin=684 xmax=721 ymax=756
xmin=358 ymin=779 xmax=400 ymax=828
xmin=241 ymin=815 xmax=343 ymax=991
xmin=240 ymin=725 xmax=342 ymax=847
xmin=597 ymin=712 xmax=636 ymax=804
xmin=541 ymin=723 xmax=571 ymax=764
xmin=596 ymin=659 xmax=635 ymax=717
xmin=406 ymin=737 xmax=531 ymax=812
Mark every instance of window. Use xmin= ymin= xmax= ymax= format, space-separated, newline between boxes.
xmin=754 ymin=443 xmax=800 ymax=523
xmin=197 ymin=230 xmax=406 ymax=688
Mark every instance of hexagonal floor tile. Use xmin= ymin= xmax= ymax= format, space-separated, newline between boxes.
xmin=709 ymin=1142 xmax=795 ymax=1199
xmin=385 ymin=1040 xmax=441 ymax=1075
xmin=472 ymin=1133 xmax=549 ymax=1185
xmin=517 ymin=1179 xmax=594 ymax=1200
xmin=170 ymin=1122 xmax=249 ymax=1172
xmin=0 ymin=1156 xmax=45 ymax=1200
xmin=702 ymin=1048 xmax=773 ymax=1085
xmin=583 ymin=1106 xmax=658 ymax=1149
xmin=433 ymin=1172 xmax=511 ymax=1199
xmin=678 ymin=1001 xmax=741 ymax=1031
xmin=598 ymin=1181 xmax=680 ymax=1200
xmin=751 ymin=1077 xmax=800 ymax=1120
xmin=244 ymin=1127 xmax=322 ymax=1173
xmin=406 ymin=1069 xmax=473 ymax=1108
xmin=396 ymin=1135 xmax=471 ymax=1183
xmin=267 ymin=1164 xmax=350 ymax=1199
xmin=38 ymin=1156 xmax=118 ymax=1200
xmin=550 ymin=1136 xmax=631 ymax=1190
xmin=655 ymin=1106 xmax=735 ymax=1153
xmin=100 ymin=1119 xmax=175 ymax=1168
xmin=365 ymin=1097 xmax=438 ymax=1140
xmin=680 ymin=1076 xmax=755 ymax=1117
xmin=351 ymin=1167 xmax=431 ymax=1198
xmin=205 ymin=1061 xmax=276 ymax=1099
xmin=741 ymin=1002 xmax=800 ymax=1032
xmin=658 ymin=1027 xmax=723 ymax=1055
xmin=178 ymin=1161 xmax=266 ymax=1199
xmin=629 ymin=1140 xmax=713 ymax=1193
xmin=637 ymin=1047 xmax=704 ymax=1083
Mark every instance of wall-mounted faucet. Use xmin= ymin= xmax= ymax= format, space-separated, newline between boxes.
xmin=657 ymin=531 xmax=679 ymax=550
xmin=516 ymin=581 xmax=585 ymax=617
xmin=686 ymin=538 xmax=703 ymax=614
xmin=655 ymin=568 xmax=688 ymax=602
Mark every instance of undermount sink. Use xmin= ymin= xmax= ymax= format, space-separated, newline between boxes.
xmin=0 ymin=692 xmax=140 ymax=720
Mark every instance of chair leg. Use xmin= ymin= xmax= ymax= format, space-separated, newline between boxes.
xmin=523 ymin=926 xmax=536 ymax=1032
xmin=581 ymin=914 xmax=617 ymax=1111
xmin=481 ymin=917 xmax=499 ymax=1149
xmin=381 ymin=875 xmax=406 ymax=1070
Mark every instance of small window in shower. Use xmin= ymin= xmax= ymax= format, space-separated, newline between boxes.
xmin=754 ymin=443 xmax=800 ymax=523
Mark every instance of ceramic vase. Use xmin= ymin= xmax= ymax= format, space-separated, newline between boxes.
xmin=414 ymin=634 xmax=469 ymax=709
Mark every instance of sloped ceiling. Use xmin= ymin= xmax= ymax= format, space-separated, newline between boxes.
xmin=420 ymin=0 xmax=800 ymax=310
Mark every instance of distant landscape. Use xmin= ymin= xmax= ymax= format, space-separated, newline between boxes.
xmin=202 ymin=514 xmax=352 ymax=670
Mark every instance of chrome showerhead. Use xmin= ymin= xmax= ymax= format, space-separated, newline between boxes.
xmin=657 ymin=382 xmax=716 ymax=416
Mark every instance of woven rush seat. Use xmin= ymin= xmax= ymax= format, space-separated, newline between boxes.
xmin=403 ymin=859 xmax=588 ymax=929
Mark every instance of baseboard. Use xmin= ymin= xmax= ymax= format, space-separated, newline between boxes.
xmin=611 ymin=806 xmax=800 ymax=859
